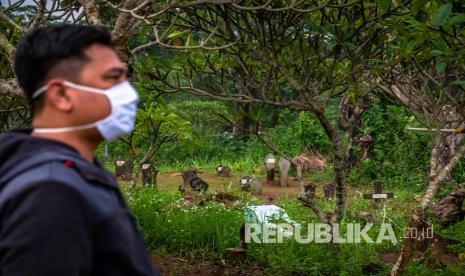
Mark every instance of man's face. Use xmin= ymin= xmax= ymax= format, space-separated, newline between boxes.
xmin=40 ymin=43 xmax=128 ymax=139
xmin=71 ymin=43 xmax=128 ymax=128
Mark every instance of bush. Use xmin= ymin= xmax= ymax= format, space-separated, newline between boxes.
xmin=269 ymin=109 xmax=332 ymax=156
xmin=360 ymin=97 xmax=430 ymax=190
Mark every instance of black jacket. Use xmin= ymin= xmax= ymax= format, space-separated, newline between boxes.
xmin=0 ymin=130 xmax=160 ymax=276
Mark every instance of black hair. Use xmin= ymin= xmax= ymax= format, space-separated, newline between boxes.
xmin=14 ymin=24 xmax=112 ymax=102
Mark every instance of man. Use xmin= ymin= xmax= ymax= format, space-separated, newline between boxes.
xmin=0 ymin=25 xmax=160 ymax=275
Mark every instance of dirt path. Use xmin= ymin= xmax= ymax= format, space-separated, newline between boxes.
xmin=154 ymin=171 xmax=378 ymax=204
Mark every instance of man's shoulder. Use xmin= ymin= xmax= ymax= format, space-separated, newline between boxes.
xmin=0 ymin=157 xmax=120 ymax=224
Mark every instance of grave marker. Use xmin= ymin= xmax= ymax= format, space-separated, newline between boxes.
xmin=216 ymin=165 xmax=231 ymax=177
xmin=240 ymin=176 xmax=251 ymax=191
xmin=182 ymin=168 xmax=208 ymax=192
xmin=279 ymin=158 xmax=291 ymax=187
xmin=250 ymin=177 xmax=262 ymax=195
xmin=115 ymin=159 xmax=133 ymax=180
xmin=324 ymin=182 xmax=335 ymax=199
xmin=265 ymin=154 xmax=276 ymax=182
xmin=363 ymin=182 xmax=394 ymax=202
xmin=115 ymin=159 xmax=125 ymax=178
xmin=141 ymin=162 xmax=158 ymax=188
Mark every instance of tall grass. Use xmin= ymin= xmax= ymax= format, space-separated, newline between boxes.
xmin=125 ymin=187 xmax=243 ymax=258
xmin=123 ymin=187 xmax=465 ymax=274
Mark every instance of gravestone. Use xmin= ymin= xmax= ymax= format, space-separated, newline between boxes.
xmin=279 ymin=158 xmax=291 ymax=187
xmin=182 ymin=168 xmax=197 ymax=188
xmin=181 ymin=168 xmax=209 ymax=192
xmin=115 ymin=159 xmax=133 ymax=181
xmin=363 ymin=182 xmax=393 ymax=203
xmin=295 ymin=163 xmax=303 ymax=181
xmin=216 ymin=165 xmax=231 ymax=177
xmin=303 ymin=183 xmax=316 ymax=199
xmin=359 ymin=134 xmax=373 ymax=161
xmin=324 ymin=182 xmax=335 ymax=199
xmin=240 ymin=176 xmax=251 ymax=191
xmin=250 ymin=177 xmax=262 ymax=195
xmin=141 ymin=162 xmax=158 ymax=188
xmin=190 ymin=177 xmax=209 ymax=192
xmin=115 ymin=159 xmax=125 ymax=178
xmin=264 ymin=154 xmax=276 ymax=182
xmin=122 ymin=160 xmax=133 ymax=181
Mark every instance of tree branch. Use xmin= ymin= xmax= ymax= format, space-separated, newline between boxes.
xmin=0 ymin=79 xmax=24 ymax=98
xmin=78 ymin=0 xmax=102 ymax=25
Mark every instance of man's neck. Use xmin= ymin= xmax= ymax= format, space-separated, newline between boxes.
xmin=31 ymin=131 xmax=98 ymax=162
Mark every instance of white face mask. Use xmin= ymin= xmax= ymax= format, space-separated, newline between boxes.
xmin=32 ymin=80 xmax=139 ymax=141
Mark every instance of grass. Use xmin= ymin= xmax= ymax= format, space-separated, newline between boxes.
xmin=111 ymin=159 xmax=465 ymax=274
xmin=124 ymin=187 xmax=244 ymax=259
xmin=156 ymin=155 xmax=263 ymax=174
xmin=122 ymin=181 xmax=465 ymax=275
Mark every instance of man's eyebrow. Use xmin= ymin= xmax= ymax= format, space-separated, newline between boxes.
xmin=103 ymin=67 xmax=128 ymax=75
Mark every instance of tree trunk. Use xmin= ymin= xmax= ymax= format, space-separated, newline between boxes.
xmin=333 ymin=139 xmax=347 ymax=222
xmin=312 ymin=107 xmax=349 ymax=223
xmin=232 ymin=102 xmax=253 ymax=138
xmin=390 ymin=141 xmax=465 ymax=275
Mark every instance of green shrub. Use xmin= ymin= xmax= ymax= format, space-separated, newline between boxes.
xmin=361 ymin=98 xmax=430 ymax=190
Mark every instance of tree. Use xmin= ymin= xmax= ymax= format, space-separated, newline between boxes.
xmin=146 ymin=1 xmax=403 ymax=223
xmin=119 ymin=100 xmax=197 ymax=188
xmin=0 ymin=0 xmax=214 ymax=172
xmin=365 ymin=1 xmax=465 ymax=274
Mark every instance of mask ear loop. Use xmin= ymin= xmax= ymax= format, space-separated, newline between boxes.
xmin=32 ymin=81 xmax=108 ymax=100
xmin=62 ymin=81 xmax=107 ymax=94
xmin=32 ymin=81 xmax=108 ymax=134
xmin=31 ymin=85 xmax=48 ymax=99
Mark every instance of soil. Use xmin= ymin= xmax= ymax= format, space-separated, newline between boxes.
xmin=151 ymin=255 xmax=263 ymax=276
xmin=153 ymin=172 xmax=374 ymax=204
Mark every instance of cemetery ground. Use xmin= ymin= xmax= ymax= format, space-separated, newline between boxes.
xmin=115 ymin=167 xmax=465 ymax=275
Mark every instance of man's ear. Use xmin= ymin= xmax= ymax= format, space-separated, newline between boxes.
xmin=46 ymin=81 xmax=73 ymax=112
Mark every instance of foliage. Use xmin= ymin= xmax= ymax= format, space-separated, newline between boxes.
xmin=270 ymin=109 xmax=333 ymax=156
xmin=3 ymin=0 xmax=465 ymax=273
xmin=153 ymin=106 xmax=333 ymax=173
xmin=157 ymin=131 xmax=267 ymax=173
xmin=354 ymin=95 xmax=431 ymax=190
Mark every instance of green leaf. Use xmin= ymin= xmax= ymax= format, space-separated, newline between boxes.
xmin=185 ymin=34 xmax=192 ymax=46
xmin=451 ymin=79 xmax=465 ymax=86
xmin=430 ymin=49 xmax=444 ymax=56
xmin=432 ymin=3 xmax=452 ymax=26
xmin=167 ymin=30 xmax=188 ymax=39
xmin=447 ymin=13 xmax=465 ymax=26
xmin=432 ymin=39 xmax=448 ymax=51
xmin=386 ymin=44 xmax=399 ymax=58
xmin=435 ymin=61 xmax=447 ymax=73
xmin=431 ymin=38 xmax=449 ymax=52
xmin=376 ymin=0 xmax=392 ymax=11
